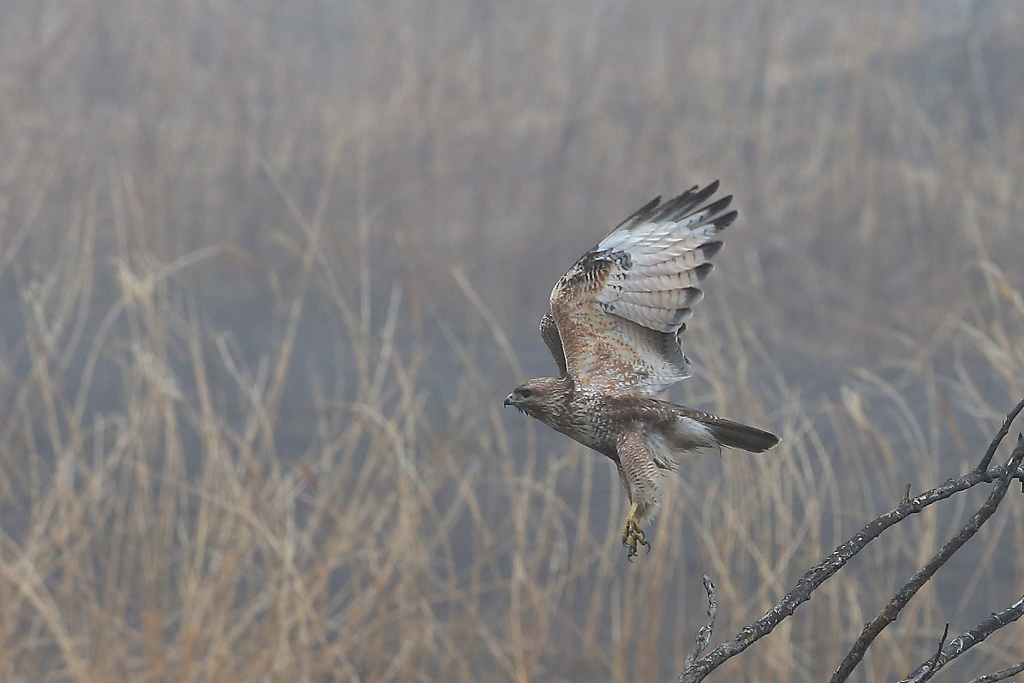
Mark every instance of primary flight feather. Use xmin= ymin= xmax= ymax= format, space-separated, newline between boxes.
xmin=504 ymin=182 xmax=779 ymax=558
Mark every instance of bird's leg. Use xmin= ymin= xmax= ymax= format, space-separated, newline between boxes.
xmin=621 ymin=502 xmax=650 ymax=559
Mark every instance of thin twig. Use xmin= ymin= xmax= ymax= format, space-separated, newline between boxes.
xmin=976 ymin=395 xmax=1024 ymax=472
xmin=830 ymin=436 xmax=1024 ymax=683
xmin=676 ymin=400 xmax=1024 ymax=683
xmin=685 ymin=575 xmax=717 ymax=669
xmin=963 ymin=659 xmax=1024 ymax=683
xmin=925 ymin=624 xmax=950 ymax=674
xmin=899 ymin=593 xmax=1024 ymax=683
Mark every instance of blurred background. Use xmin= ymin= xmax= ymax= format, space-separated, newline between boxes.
xmin=0 ymin=0 xmax=1022 ymax=681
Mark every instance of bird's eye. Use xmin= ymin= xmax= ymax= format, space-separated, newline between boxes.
xmin=519 ymin=388 xmax=533 ymax=398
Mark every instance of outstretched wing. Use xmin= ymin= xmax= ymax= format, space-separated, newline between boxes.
xmin=548 ymin=181 xmax=735 ymax=395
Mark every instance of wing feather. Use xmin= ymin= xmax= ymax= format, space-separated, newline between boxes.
xmin=617 ymin=257 xmax=715 ymax=282
xmin=611 ymin=287 xmax=703 ymax=310
xmin=548 ymin=181 xmax=734 ymax=395
xmin=539 ymin=311 xmax=568 ymax=377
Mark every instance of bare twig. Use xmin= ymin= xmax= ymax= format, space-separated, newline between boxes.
xmin=923 ymin=624 xmax=950 ymax=677
xmin=899 ymin=594 xmax=1024 ymax=683
xmin=963 ymin=659 xmax=1024 ymax=683
xmin=976 ymin=395 xmax=1024 ymax=472
xmin=685 ymin=575 xmax=717 ymax=670
xmin=676 ymin=402 xmax=1024 ymax=683
xmin=829 ymin=436 xmax=1024 ymax=683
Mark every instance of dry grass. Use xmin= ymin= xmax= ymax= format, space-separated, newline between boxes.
xmin=0 ymin=0 xmax=1022 ymax=681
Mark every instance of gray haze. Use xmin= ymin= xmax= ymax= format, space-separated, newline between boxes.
xmin=0 ymin=0 xmax=1022 ymax=680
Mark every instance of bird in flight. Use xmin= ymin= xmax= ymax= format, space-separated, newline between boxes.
xmin=504 ymin=182 xmax=779 ymax=558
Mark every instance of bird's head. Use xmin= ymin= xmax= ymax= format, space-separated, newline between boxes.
xmin=503 ymin=377 xmax=565 ymax=418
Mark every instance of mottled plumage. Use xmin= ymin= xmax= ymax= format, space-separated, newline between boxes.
xmin=504 ymin=182 xmax=779 ymax=558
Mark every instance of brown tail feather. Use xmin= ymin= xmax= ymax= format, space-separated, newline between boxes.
xmin=702 ymin=415 xmax=779 ymax=453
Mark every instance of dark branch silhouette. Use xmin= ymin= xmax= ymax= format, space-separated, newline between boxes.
xmin=676 ymin=401 xmax=1024 ymax=683
xmin=963 ymin=659 xmax=1024 ymax=683
xmin=684 ymin=576 xmax=717 ymax=670
xmin=976 ymin=396 xmax=1024 ymax=472
xmin=898 ymin=594 xmax=1024 ymax=683
xmin=830 ymin=435 xmax=1024 ymax=683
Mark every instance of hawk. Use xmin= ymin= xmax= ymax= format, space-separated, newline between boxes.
xmin=504 ymin=182 xmax=779 ymax=558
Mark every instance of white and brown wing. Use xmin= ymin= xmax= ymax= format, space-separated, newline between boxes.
xmin=547 ymin=181 xmax=734 ymax=395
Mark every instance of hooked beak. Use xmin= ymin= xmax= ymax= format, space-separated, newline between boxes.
xmin=503 ymin=394 xmax=514 ymax=407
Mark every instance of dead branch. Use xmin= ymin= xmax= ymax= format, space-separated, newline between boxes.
xmin=898 ymin=594 xmax=1024 ymax=683
xmin=829 ymin=435 xmax=1024 ymax=683
xmin=976 ymin=396 xmax=1024 ymax=472
xmin=676 ymin=401 xmax=1024 ymax=683
xmin=684 ymin=576 xmax=717 ymax=670
xmin=963 ymin=659 xmax=1024 ymax=683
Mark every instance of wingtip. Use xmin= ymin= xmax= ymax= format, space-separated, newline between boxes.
xmin=716 ymin=209 xmax=738 ymax=230
xmin=618 ymin=195 xmax=663 ymax=232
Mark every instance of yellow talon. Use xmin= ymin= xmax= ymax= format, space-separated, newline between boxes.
xmin=621 ymin=503 xmax=650 ymax=559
